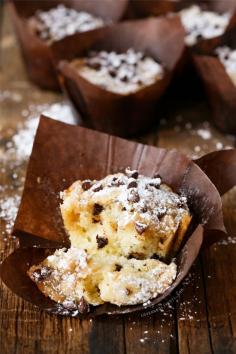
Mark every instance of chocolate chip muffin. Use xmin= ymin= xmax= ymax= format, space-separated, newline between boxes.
xmin=28 ymin=169 xmax=191 ymax=312
xmin=71 ymin=49 xmax=164 ymax=94
xmin=28 ymin=4 xmax=106 ymax=44
xmin=61 ymin=169 xmax=191 ymax=260
xmin=179 ymin=5 xmax=231 ymax=46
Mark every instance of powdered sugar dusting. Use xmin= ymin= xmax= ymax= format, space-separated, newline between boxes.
xmin=179 ymin=5 xmax=230 ymax=46
xmin=0 ymin=101 xmax=76 ymax=239
xmin=30 ymin=5 xmax=106 ymax=43
xmin=215 ymin=46 xmax=236 ymax=86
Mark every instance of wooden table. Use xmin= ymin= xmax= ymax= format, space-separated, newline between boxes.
xmin=1 ymin=4 xmax=236 ymax=354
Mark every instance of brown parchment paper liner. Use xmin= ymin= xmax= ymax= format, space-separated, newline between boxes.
xmin=56 ymin=16 xmax=185 ymax=137
xmin=1 ymin=116 xmax=234 ymax=317
xmin=8 ymin=0 xmax=128 ymax=91
xmin=129 ymin=0 xmax=195 ymax=17
xmin=193 ymin=30 xmax=236 ymax=134
xmin=129 ymin=1 xmax=236 ymax=54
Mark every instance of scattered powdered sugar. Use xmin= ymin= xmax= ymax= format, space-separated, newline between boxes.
xmin=160 ymin=116 xmax=234 ymax=160
xmin=5 ymin=102 xmax=76 ymax=161
xmin=0 ymin=195 xmax=21 ymax=235
xmin=196 ymin=128 xmax=212 ymax=140
xmin=0 ymin=101 xmax=76 ymax=239
xmin=0 ymin=90 xmax=22 ymax=103
xmin=214 ymin=236 xmax=236 ymax=246
xmin=215 ymin=46 xmax=236 ymax=86
xmin=179 ymin=5 xmax=230 ymax=46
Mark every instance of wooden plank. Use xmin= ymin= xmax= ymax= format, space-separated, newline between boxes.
xmin=157 ymin=95 xmax=236 ymax=354
xmin=200 ymin=187 xmax=236 ymax=354
xmin=124 ymin=309 xmax=178 ymax=354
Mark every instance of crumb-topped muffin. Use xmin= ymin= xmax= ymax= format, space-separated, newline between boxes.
xmin=29 ymin=4 xmax=106 ymax=44
xmin=179 ymin=5 xmax=231 ymax=46
xmin=28 ymin=169 xmax=191 ymax=312
xmin=70 ymin=49 xmax=164 ymax=94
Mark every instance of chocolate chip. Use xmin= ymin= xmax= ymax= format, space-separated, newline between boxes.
xmin=196 ymin=33 xmax=203 ymax=40
xmin=31 ymin=266 xmax=53 ymax=282
xmin=151 ymin=253 xmax=160 ymax=260
xmin=149 ymin=182 xmax=160 ymax=189
xmin=95 ymin=285 xmax=101 ymax=295
xmin=125 ymin=168 xmax=139 ymax=179
xmin=108 ymin=68 xmax=117 ymax=78
xmin=127 ymin=190 xmax=140 ymax=203
xmin=140 ymin=206 xmax=148 ymax=213
xmin=115 ymin=264 xmax=122 ymax=271
xmin=92 ymin=218 xmax=99 ymax=223
xmin=125 ymin=288 xmax=132 ymax=296
xmin=96 ymin=235 xmax=108 ymax=249
xmin=121 ymin=206 xmax=126 ymax=211
xmin=135 ymin=222 xmax=148 ymax=235
xmin=92 ymin=184 xmax=103 ymax=192
xmin=153 ymin=173 xmax=161 ymax=179
xmin=109 ymin=177 xmax=125 ymax=187
xmin=127 ymin=180 xmax=137 ymax=189
xmin=86 ymin=58 xmax=101 ymax=70
xmin=93 ymin=203 xmax=104 ymax=215
xmin=78 ymin=297 xmax=90 ymax=314
xmin=82 ymin=179 xmax=92 ymax=191
xmin=156 ymin=207 xmax=167 ymax=218
xmin=128 ymin=252 xmax=145 ymax=260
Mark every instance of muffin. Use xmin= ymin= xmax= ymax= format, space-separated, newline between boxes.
xmin=60 ymin=169 xmax=191 ymax=260
xmin=28 ymin=4 xmax=107 ymax=44
xmin=28 ymin=169 xmax=191 ymax=312
xmin=70 ymin=49 xmax=164 ymax=95
xmin=9 ymin=0 xmax=127 ymax=90
xmin=179 ymin=5 xmax=231 ymax=46
xmin=215 ymin=46 xmax=236 ymax=86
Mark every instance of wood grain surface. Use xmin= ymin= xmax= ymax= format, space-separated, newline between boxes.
xmin=0 ymin=4 xmax=236 ymax=354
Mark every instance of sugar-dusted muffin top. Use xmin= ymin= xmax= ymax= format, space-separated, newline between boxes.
xmin=61 ymin=168 xmax=191 ymax=260
xmin=29 ymin=5 xmax=105 ymax=43
xmin=71 ymin=49 xmax=164 ymax=94
xmin=215 ymin=46 xmax=236 ymax=87
xmin=28 ymin=169 xmax=191 ymax=312
xmin=179 ymin=5 xmax=231 ymax=46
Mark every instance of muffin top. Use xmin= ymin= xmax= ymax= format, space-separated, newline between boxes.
xmin=61 ymin=168 xmax=191 ymax=260
xmin=71 ymin=49 xmax=164 ymax=94
xmin=29 ymin=4 xmax=105 ymax=43
xmin=179 ymin=5 xmax=230 ymax=46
